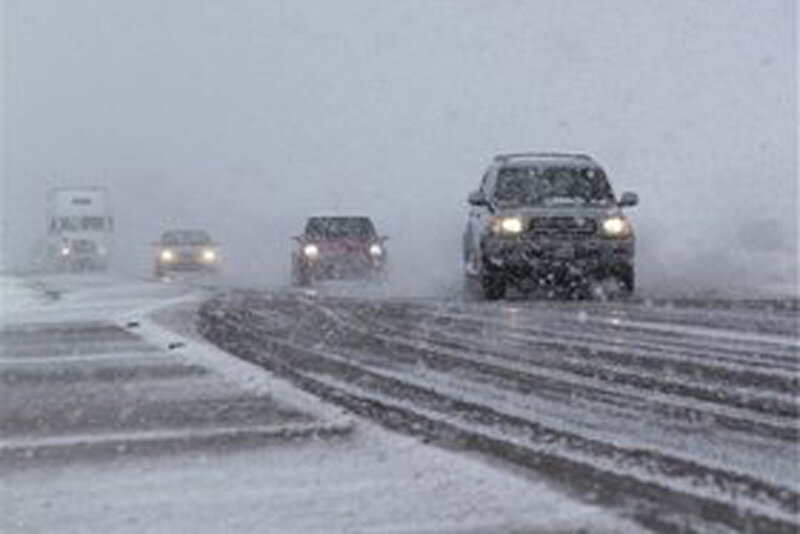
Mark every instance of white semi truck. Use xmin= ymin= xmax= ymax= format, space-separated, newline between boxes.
xmin=46 ymin=187 xmax=114 ymax=272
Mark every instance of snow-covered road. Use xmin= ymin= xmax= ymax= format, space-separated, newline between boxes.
xmin=1 ymin=274 xmax=642 ymax=533
xmin=200 ymin=287 xmax=799 ymax=533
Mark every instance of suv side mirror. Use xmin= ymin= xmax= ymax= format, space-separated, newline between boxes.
xmin=468 ymin=190 xmax=488 ymax=206
xmin=618 ymin=191 xmax=638 ymax=207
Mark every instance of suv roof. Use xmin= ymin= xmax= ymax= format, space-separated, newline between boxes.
xmin=493 ymin=152 xmax=594 ymax=164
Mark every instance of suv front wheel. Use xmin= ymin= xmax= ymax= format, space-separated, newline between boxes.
xmin=481 ymin=269 xmax=507 ymax=300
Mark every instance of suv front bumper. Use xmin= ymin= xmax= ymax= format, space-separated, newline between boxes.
xmin=481 ymin=235 xmax=634 ymax=279
xmin=296 ymin=255 xmax=385 ymax=279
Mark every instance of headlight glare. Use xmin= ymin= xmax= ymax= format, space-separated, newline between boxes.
xmin=491 ymin=217 xmax=524 ymax=235
xmin=303 ymin=243 xmax=320 ymax=259
xmin=602 ymin=216 xmax=631 ymax=237
xmin=160 ymin=249 xmax=175 ymax=262
xmin=201 ymin=249 xmax=217 ymax=262
xmin=369 ymin=244 xmax=383 ymax=257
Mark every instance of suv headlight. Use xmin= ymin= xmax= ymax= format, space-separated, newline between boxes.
xmin=489 ymin=217 xmax=524 ymax=235
xmin=201 ymin=249 xmax=217 ymax=262
xmin=160 ymin=249 xmax=175 ymax=262
xmin=369 ymin=244 xmax=384 ymax=257
xmin=601 ymin=216 xmax=632 ymax=237
xmin=303 ymin=243 xmax=320 ymax=259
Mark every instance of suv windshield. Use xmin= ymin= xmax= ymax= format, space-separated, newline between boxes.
xmin=305 ymin=217 xmax=376 ymax=240
xmin=494 ymin=165 xmax=614 ymax=206
xmin=162 ymin=230 xmax=212 ymax=245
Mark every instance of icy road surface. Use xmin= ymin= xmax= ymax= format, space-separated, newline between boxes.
xmin=1 ymin=275 xmax=642 ymax=534
xmin=200 ymin=285 xmax=799 ymax=534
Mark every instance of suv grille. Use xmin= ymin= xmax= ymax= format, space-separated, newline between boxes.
xmin=528 ymin=217 xmax=597 ymax=238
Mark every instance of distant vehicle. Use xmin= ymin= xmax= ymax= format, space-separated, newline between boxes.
xmin=153 ymin=229 xmax=221 ymax=278
xmin=46 ymin=187 xmax=114 ymax=272
xmin=292 ymin=216 xmax=387 ymax=286
xmin=463 ymin=152 xmax=639 ymax=300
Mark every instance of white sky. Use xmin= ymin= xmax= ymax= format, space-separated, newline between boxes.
xmin=3 ymin=0 xmax=797 ymax=294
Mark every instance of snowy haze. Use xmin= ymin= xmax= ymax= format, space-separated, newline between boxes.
xmin=3 ymin=0 xmax=797 ymax=296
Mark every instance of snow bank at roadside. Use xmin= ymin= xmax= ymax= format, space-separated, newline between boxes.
xmin=0 ymin=273 xmax=199 ymax=326
xmin=0 ymin=276 xmax=51 ymax=315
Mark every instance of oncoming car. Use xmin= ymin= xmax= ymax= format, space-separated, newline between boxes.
xmin=463 ymin=153 xmax=639 ymax=300
xmin=153 ymin=229 xmax=221 ymax=278
xmin=292 ymin=216 xmax=387 ymax=286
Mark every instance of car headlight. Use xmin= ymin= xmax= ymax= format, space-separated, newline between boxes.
xmin=303 ymin=243 xmax=320 ymax=259
xmin=201 ymin=249 xmax=217 ymax=262
xmin=490 ymin=217 xmax=524 ymax=235
xmin=369 ymin=244 xmax=384 ymax=257
xmin=601 ymin=216 xmax=632 ymax=237
xmin=61 ymin=246 xmax=71 ymax=256
xmin=160 ymin=249 xmax=175 ymax=262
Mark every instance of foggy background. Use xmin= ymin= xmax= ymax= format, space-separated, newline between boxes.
xmin=3 ymin=0 xmax=797 ymax=297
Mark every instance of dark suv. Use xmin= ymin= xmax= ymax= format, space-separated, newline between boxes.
xmin=463 ymin=153 xmax=638 ymax=300
xmin=292 ymin=216 xmax=387 ymax=285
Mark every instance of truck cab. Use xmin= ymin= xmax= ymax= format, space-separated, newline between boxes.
xmin=46 ymin=187 xmax=114 ymax=272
